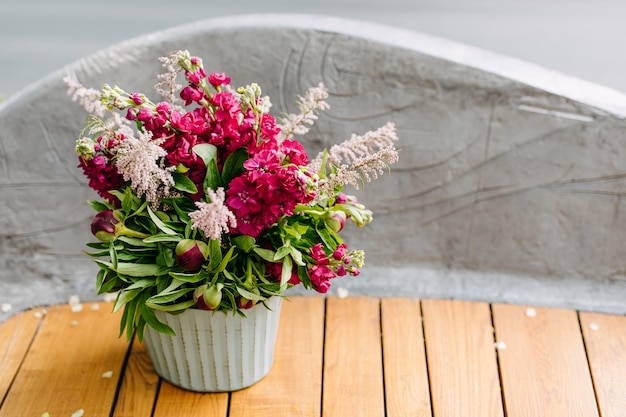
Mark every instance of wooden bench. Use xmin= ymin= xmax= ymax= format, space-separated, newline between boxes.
xmin=1 ymin=14 xmax=626 ymax=416
xmin=1 ymin=297 xmax=625 ymax=416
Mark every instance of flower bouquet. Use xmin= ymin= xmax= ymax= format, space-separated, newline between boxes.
xmin=66 ymin=50 xmax=398 ymax=346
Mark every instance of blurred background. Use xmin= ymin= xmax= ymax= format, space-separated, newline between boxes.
xmin=1 ymin=0 xmax=625 ymax=98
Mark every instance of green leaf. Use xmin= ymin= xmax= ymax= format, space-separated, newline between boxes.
xmin=146 ymin=287 xmax=194 ymax=305
xmin=117 ymin=236 xmax=157 ymax=248
xmin=215 ymin=246 xmax=235 ymax=273
xmin=221 ymin=147 xmax=248 ymax=185
xmin=289 ymin=246 xmax=305 ymax=266
xmin=274 ymin=245 xmax=291 ymax=260
xmin=280 ymin=255 xmax=293 ymax=288
xmin=95 ymin=269 xmax=107 ymax=292
xmin=109 ymin=241 xmax=118 ymax=269
xmin=113 ymin=288 xmax=143 ymax=313
xmin=121 ymin=187 xmax=134 ymax=215
xmin=147 ymin=206 xmax=178 ymax=235
xmin=192 ymin=143 xmax=220 ymax=191
xmin=143 ymin=234 xmax=183 ymax=243
xmin=253 ymin=247 xmax=275 ymax=262
xmin=236 ymin=287 xmax=265 ymax=301
xmin=119 ymin=298 xmax=133 ymax=339
xmin=95 ymin=260 xmax=167 ymax=277
xmin=156 ymin=245 xmax=175 ymax=268
xmin=208 ymin=239 xmax=222 ymax=271
xmin=232 ymin=235 xmax=256 ymax=252
xmin=168 ymin=271 xmax=206 ymax=283
xmin=172 ymin=172 xmax=198 ymax=194
xmin=145 ymin=299 xmax=196 ymax=312
xmin=88 ymin=200 xmax=110 ymax=212
xmin=125 ymin=278 xmax=154 ymax=291
xmin=141 ymin=305 xmax=175 ymax=336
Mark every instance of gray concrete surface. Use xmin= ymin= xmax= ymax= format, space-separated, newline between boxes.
xmin=1 ymin=14 xmax=626 ymax=319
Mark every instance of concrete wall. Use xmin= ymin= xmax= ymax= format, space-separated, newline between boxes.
xmin=2 ymin=14 xmax=626 ymax=318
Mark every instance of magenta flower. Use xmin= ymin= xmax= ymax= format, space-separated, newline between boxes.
xmin=309 ymin=264 xmax=335 ymax=293
xmin=208 ymin=72 xmax=230 ymax=87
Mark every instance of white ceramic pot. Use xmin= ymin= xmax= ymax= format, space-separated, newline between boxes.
xmin=143 ymin=296 xmax=282 ymax=392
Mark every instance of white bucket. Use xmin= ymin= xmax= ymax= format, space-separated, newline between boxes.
xmin=143 ymin=296 xmax=282 ymax=392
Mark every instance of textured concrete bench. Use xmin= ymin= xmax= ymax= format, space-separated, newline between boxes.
xmin=2 ymin=14 xmax=626 ymax=318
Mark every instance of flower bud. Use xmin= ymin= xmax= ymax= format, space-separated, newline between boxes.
xmin=326 ymin=210 xmax=347 ymax=233
xmin=194 ymin=284 xmax=223 ymax=310
xmin=237 ymin=297 xmax=257 ymax=310
xmin=175 ymin=239 xmax=209 ymax=271
xmin=129 ymin=93 xmax=144 ymax=105
xmin=91 ymin=210 xmax=119 ymax=242
xmin=236 ymin=286 xmax=260 ymax=310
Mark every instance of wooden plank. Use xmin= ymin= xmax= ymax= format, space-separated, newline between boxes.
xmin=152 ymin=382 xmax=228 ymax=417
xmin=381 ymin=298 xmax=432 ymax=417
xmin=0 ymin=302 xmax=129 ymax=417
xmin=229 ymin=297 xmax=325 ymax=417
xmin=421 ymin=299 xmax=503 ymax=417
xmin=0 ymin=308 xmax=44 ymax=402
xmin=492 ymin=304 xmax=599 ymax=417
xmin=112 ymin=336 xmax=160 ymax=417
xmin=580 ymin=312 xmax=626 ymax=417
xmin=323 ymin=297 xmax=384 ymax=417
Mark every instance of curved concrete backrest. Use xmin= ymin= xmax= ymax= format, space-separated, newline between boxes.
xmin=2 ymin=14 xmax=626 ymax=318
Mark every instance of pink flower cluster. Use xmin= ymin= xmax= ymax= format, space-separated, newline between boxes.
xmin=79 ymin=55 xmax=317 ymax=240
xmin=226 ymin=140 xmax=314 ymax=237
xmin=77 ymin=133 xmax=125 ymax=203
xmin=264 ymin=242 xmax=360 ymax=294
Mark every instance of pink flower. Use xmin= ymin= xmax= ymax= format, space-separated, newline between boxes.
xmin=265 ymin=261 xmax=301 ymax=285
xmin=208 ymin=72 xmax=231 ymax=87
xmin=180 ymin=86 xmax=204 ymax=105
xmin=130 ymin=93 xmax=143 ymax=105
xmin=333 ymin=243 xmax=347 ymax=260
xmin=336 ymin=193 xmax=348 ymax=204
xmin=78 ymin=155 xmax=124 ymax=204
xmin=186 ymin=68 xmax=206 ymax=85
xmin=280 ymin=139 xmax=309 ymax=166
xmin=309 ymin=265 xmax=335 ymax=293
xmin=259 ymin=114 xmax=281 ymax=140
xmin=136 ymin=108 xmax=152 ymax=122
xmin=310 ymin=243 xmax=329 ymax=265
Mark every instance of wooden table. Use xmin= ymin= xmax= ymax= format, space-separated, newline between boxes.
xmin=1 ymin=297 xmax=625 ymax=416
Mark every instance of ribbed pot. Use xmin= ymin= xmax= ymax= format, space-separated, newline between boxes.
xmin=143 ymin=296 xmax=282 ymax=392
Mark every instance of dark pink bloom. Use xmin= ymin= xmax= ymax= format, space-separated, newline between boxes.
xmin=175 ymin=239 xmax=209 ymax=271
xmin=265 ymin=261 xmax=301 ymax=285
xmin=90 ymin=210 xmax=119 ymax=241
xmin=78 ymin=155 xmax=124 ymax=204
xmin=180 ymin=86 xmax=204 ymax=105
xmin=136 ymin=108 xmax=152 ymax=122
xmin=310 ymin=243 xmax=328 ymax=265
xmin=186 ymin=68 xmax=206 ymax=84
xmin=333 ymin=243 xmax=347 ymax=260
xmin=259 ymin=114 xmax=281 ymax=140
xmin=208 ymin=72 xmax=231 ymax=87
xmin=336 ymin=193 xmax=348 ymax=204
xmin=130 ymin=93 xmax=143 ymax=105
xmin=126 ymin=108 xmax=137 ymax=121
xmin=309 ymin=265 xmax=335 ymax=293
xmin=280 ymin=139 xmax=309 ymax=166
